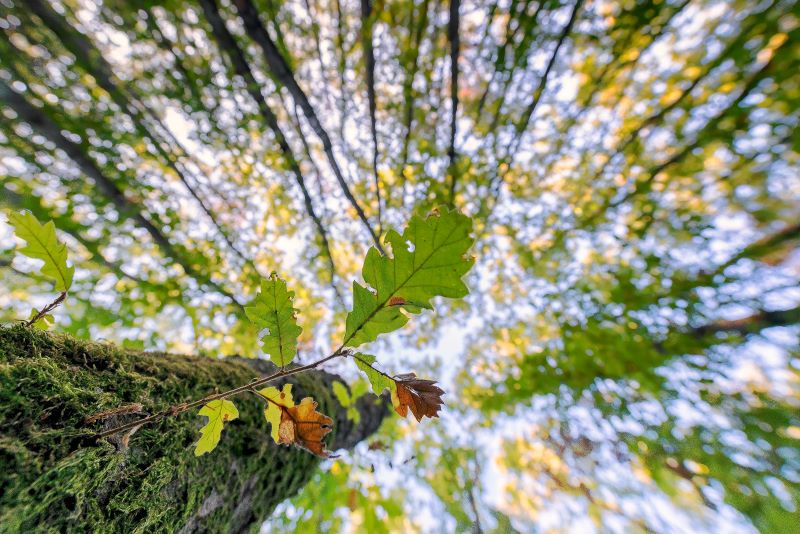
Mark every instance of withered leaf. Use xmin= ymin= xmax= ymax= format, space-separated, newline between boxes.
xmin=282 ymin=397 xmax=334 ymax=457
xmin=261 ymin=385 xmax=334 ymax=457
xmin=393 ymin=373 xmax=445 ymax=421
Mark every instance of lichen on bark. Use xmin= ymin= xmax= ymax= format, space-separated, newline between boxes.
xmin=0 ymin=325 xmax=388 ymax=533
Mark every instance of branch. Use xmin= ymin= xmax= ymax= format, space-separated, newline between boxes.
xmin=231 ymin=0 xmax=385 ymax=254
xmin=446 ymin=0 xmax=461 ymax=206
xmin=475 ymin=2 xmax=546 ymax=124
xmin=360 ymin=0 xmax=383 ymax=231
xmin=26 ymin=291 xmax=67 ymax=326
xmin=199 ymin=0 xmax=341 ymax=285
xmin=715 ymin=220 xmax=800 ymax=274
xmin=333 ymin=0 xmax=351 ymax=146
xmin=300 ymin=0 xmax=336 ymax=111
xmin=483 ymin=0 xmax=547 ymax=134
xmin=26 ymin=0 xmax=259 ymax=277
xmin=0 ymin=80 xmax=243 ymax=308
xmin=97 ymin=348 xmax=352 ymax=439
xmin=539 ymin=47 xmax=782 ymax=256
xmin=691 ymin=306 xmax=800 ymax=337
xmin=512 ymin=0 xmax=583 ymax=144
xmin=536 ymin=0 xmax=690 ymax=188
xmin=582 ymin=12 xmax=764 ymax=194
xmin=397 ymin=0 xmax=430 ymax=180
xmin=478 ymin=0 xmax=582 ymax=216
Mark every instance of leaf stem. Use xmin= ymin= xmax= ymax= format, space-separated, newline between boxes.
xmin=352 ymin=352 xmax=396 ymax=381
xmin=96 ymin=348 xmax=350 ymax=439
xmin=26 ymin=291 xmax=67 ymax=327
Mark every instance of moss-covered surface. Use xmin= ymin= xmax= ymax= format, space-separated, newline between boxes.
xmin=0 ymin=325 xmax=352 ymax=533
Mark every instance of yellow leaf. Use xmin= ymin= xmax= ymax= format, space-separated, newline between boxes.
xmin=194 ymin=399 xmax=239 ymax=456
xmin=259 ymin=384 xmax=294 ymax=443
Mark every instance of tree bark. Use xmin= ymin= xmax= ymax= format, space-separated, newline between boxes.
xmin=0 ymin=325 xmax=388 ymax=533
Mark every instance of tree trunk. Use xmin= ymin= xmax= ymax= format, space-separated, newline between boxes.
xmin=0 ymin=325 xmax=389 ymax=533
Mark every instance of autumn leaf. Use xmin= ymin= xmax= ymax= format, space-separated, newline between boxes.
xmin=353 ymin=354 xmax=443 ymax=421
xmin=194 ymin=399 xmax=239 ymax=456
xmin=343 ymin=208 xmax=474 ymax=347
xmin=8 ymin=210 xmax=74 ymax=292
xmin=393 ymin=373 xmax=445 ymax=421
xmin=285 ymin=397 xmax=334 ymax=457
xmin=245 ymin=273 xmax=303 ymax=367
xmin=259 ymin=384 xmax=334 ymax=457
xmin=260 ymin=383 xmax=295 ymax=442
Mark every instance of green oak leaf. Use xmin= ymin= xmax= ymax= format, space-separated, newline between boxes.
xmin=245 ymin=273 xmax=302 ymax=367
xmin=343 ymin=208 xmax=474 ymax=347
xmin=194 ymin=399 xmax=239 ymax=456
xmin=353 ymin=353 xmax=397 ymax=405
xmin=8 ymin=210 xmax=74 ymax=292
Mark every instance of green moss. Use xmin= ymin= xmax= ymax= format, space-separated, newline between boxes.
xmin=0 ymin=325 xmax=340 ymax=533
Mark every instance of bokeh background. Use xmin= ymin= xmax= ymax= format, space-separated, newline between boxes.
xmin=1 ymin=0 xmax=799 ymax=531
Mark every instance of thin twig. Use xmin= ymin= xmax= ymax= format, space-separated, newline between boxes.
xmin=96 ymin=349 xmax=351 ymax=439
xmin=26 ymin=291 xmax=67 ymax=326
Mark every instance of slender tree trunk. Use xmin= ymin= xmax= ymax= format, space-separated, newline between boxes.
xmin=0 ymin=325 xmax=388 ymax=533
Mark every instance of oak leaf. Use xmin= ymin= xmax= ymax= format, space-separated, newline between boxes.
xmin=245 ymin=273 xmax=302 ymax=367
xmin=259 ymin=384 xmax=334 ymax=457
xmin=194 ymin=399 xmax=239 ymax=456
xmin=344 ymin=208 xmax=474 ymax=347
xmin=393 ymin=373 xmax=445 ymax=421
xmin=284 ymin=397 xmax=334 ymax=457
xmin=8 ymin=210 xmax=74 ymax=292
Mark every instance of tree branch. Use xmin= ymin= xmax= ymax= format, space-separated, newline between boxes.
xmin=26 ymin=0 xmax=259 ymax=277
xmin=97 ymin=348 xmax=351 ymax=439
xmin=691 ymin=305 xmax=800 ymax=337
xmin=447 ymin=0 xmax=461 ymax=206
xmin=397 ymin=0 xmax=430 ymax=182
xmin=231 ymin=0 xmax=385 ymax=254
xmin=0 ymin=80 xmax=243 ymax=308
xmin=360 ymin=0 xmax=383 ymax=232
xmin=512 ymin=0 xmax=583 ymax=145
xmin=198 ymin=0 xmax=341 ymax=286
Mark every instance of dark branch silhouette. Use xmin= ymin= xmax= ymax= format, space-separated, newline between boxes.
xmin=198 ymin=0 xmax=341 ymax=289
xmin=0 ymin=80 xmax=242 ymax=307
xmin=231 ymin=0 xmax=385 ymax=254
xmin=447 ymin=0 xmax=461 ymax=205
xmin=26 ymin=0 xmax=259 ymax=277
xmin=360 ymin=0 xmax=383 ymax=231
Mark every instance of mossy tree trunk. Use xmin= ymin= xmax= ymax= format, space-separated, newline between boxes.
xmin=0 ymin=326 xmax=389 ymax=533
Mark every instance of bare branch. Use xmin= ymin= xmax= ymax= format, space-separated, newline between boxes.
xmin=199 ymin=0 xmax=341 ymax=290
xmin=26 ymin=0 xmax=259 ymax=277
xmin=446 ymin=0 xmax=461 ymax=206
xmin=0 ymin=80 xmax=243 ymax=308
xmin=97 ymin=348 xmax=351 ymax=439
xmin=360 ymin=0 xmax=383 ymax=232
xmin=231 ymin=0 xmax=385 ymax=254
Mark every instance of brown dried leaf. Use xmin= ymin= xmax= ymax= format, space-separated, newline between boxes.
xmin=393 ymin=373 xmax=445 ymax=421
xmin=281 ymin=397 xmax=334 ymax=457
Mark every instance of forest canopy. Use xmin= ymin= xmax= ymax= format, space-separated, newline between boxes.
xmin=1 ymin=0 xmax=799 ymax=532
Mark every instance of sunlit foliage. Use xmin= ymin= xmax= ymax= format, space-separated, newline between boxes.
xmin=1 ymin=0 xmax=798 ymax=531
